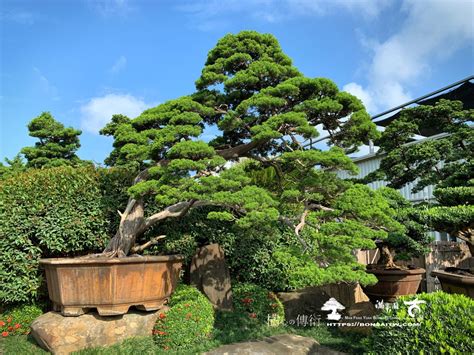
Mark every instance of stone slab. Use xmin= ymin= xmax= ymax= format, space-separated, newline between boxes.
xmin=30 ymin=309 xmax=165 ymax=354
xmin=190 ymin=243 xmax=233 ymax=310
xmin=204 ymin=334 xmax=345 ymax=355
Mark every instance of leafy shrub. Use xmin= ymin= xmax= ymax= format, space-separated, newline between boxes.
xmin=153 ymin=284 xmax=214 ymax=350
xmin=232 ymin=283 xmax=284 ymax=327
xmin=0 ymin=166 xmax=111 ymax=304
xmin=368 ymin=292 xmax=474 ymax=354
xmin=0 ymin=304 xmax=43 ymax=337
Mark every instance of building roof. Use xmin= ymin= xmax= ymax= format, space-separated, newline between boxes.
xmin=374 ymin=79 xmax=474 ymax=137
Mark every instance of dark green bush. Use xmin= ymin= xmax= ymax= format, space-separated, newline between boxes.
xmin=0 ymin=304 xmax=43 ymax=337
xmin=0 ymin=166 xmax=111 ymax=304
xmin=153 ymin=284 xmax=214 ymax=350
xmin=232 ymin=283 xmax=285 ymax=326
xmin=368 ymin=292 xmax=474 ymax=354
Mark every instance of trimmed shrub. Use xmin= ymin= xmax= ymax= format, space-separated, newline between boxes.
xmin=232 ymin=283 xmax=285 ymax=327
xmin=0 ymin=166 xmax=110 ymax=304
xmin=0 ymin=304 xmax=43 ymax=337
xmin=368 ymin=292 xmax=474 ymax=354
xmin=153 ymin=285 xmax=214 ymax=350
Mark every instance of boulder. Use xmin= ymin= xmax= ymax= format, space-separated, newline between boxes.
xmin=190 ymin=243 xmax=233 ymax=310
xmin=277 ymin=283 xmax=369 ymax=323
xmin=277 ymin=287 xmax=330 ymax=323
xmin=339 ymin=301 xmax=379 ymax=335
xmin=30 ymin=309 xmax=165 ymax=354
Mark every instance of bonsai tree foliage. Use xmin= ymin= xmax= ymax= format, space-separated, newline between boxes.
xmin=371 ymin=99 xmax=474 ymax=254
xmin=99 ymin=31 xmax=402 ymax=285
xmin=20 ymin=112 xmax=85 ymax=168
xmin=373 ymin=188 xmax=432 ymax=269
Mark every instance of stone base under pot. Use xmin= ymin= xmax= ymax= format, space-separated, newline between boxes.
xmin=31 ymin=309 xmax=166 ymax=355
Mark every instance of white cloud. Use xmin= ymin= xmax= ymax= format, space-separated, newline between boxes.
xmin=33 ymin=67 xmax=60 ymax=100
xmin=344 ymin=0 xmax=474 ymax=114
xmin=109 ymin=55 xmax=127 ymax=74
xmin=80 ymin=94 xmax=154 ymax=134
xmin=0 ymin=10 xmax=36 ymax=25
xmin=178 ymin=0 xmax=392 ymax=30
xmin=87 ymin=0 xmax=133 ymax=17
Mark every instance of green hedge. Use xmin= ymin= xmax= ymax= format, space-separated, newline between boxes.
xmin=0 ymin=166 xmax=119 ymax=304
xmin=153 ymin=284 xmax=214 ymax=350
xmin=0 ymin=304 xmax=44 ymax=337
xmin=368 ymin=292 xmax=474 ymax=354
xmin=232 ymin=283 xmax=285 ymax=326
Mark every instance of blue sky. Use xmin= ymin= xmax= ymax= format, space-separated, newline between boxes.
xmin=1 ymin=0 xmax=473 ymax=164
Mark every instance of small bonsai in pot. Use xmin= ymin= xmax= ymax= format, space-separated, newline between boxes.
xmin=363 ymin=188 xmax=432 ymax=301
xmin=369 ymin=99 xmax=474 ymax=298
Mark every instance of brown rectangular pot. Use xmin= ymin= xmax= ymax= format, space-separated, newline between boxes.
xmin=40 ymin=255 xmax=183 ymax=316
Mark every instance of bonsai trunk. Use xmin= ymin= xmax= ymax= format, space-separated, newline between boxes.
xmin=376 ymin=243 xmax=398 ymax=269
xmin=104 ymin=198 xmax=145 ymax=257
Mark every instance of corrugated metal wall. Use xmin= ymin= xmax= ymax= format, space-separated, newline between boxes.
xmin=337 ymin=155 xmax=448 ymax=242
xmin=337 ymin=155 xmax=435 ymax=202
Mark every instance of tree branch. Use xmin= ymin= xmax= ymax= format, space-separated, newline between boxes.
xmin=130 ymin=235 xmax=166 ymax=253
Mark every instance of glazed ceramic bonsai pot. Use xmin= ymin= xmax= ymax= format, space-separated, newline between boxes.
xmin=40 ymin=255 xmax=183 ymax=316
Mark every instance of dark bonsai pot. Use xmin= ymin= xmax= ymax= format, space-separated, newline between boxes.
xmin=363 ymin=267 xmax=425 ymax=302
xmin=431 ymin=267 xmax=474 ymax=299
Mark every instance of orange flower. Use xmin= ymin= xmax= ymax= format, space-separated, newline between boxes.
xmin=0 ymin=321 xmax=5 ymax=327
xmin=14 ymin=324 xmax=21 ymax=329
xmin=159 ymin=313 xmax=166 ymax=319
xmin=7 ymin=318 xmax=12 ymax=323
xmin=7 ymin=326 xmax=13 ymax=331
xmin=1 ymin=331 xmax=8 ymax=337
xmin=157 ymin=330 xmax=167 ymax=336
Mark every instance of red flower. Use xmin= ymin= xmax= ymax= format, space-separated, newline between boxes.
xmin=249 ymin=313 xmax=257 ymax=318
xmin=14 ymin=324 xmax=21 ymax=329
xmin=241 ymin=298 xmax=253 ymax=304
xmin=157 ymin=330 xmax=167 ymax=336
xmin=159 ymin=313 xmax=166 ymax=319
xmin=1 ymin=331 xmax=8 ymax=337
xmin=0 ymin=321 xmax=5 ymax=327
xmin=7 ymin=318 xmax=12 ymax=323
xmin=7 ymin=326 xmax=13 ymax=331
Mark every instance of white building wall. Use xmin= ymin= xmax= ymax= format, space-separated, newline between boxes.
xmin=337 ymin=154 xmax=449 ymax=242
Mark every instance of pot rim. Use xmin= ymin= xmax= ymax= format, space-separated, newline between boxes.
xmin=366 ymin=267 xmax=425 ymax=276
xmin=40 ymin=254 xmax=184 ymax=265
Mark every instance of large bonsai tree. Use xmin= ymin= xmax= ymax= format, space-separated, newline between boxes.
xmin=21 ymin=112 xmax=85 ymax=168
xmin=99 ymin=31 xmax=404 ymax=284
xmin=371 ymin=99 xmax=474 ymax=254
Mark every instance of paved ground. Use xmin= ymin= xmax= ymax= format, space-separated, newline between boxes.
xmin=204 ymin=334 xmax=346 ymax=355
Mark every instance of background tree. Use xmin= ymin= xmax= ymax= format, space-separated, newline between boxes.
xmin=0 ymin=154 xmax=26 ymax=179
xmin=99 ymin=31 xmax=401 ymax=285
xmin=371 ymin=99 xmax=474 ymax=254
xmin=21 ymin=112 xmax=85 ymax=168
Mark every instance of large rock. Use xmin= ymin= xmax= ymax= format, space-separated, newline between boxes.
xmin=190 ymin=243 xmax=233 ymax=310
xmin=277 ymin=283 xmax=369 ymax=323
xmin=30 ymin=310 xmax=164 ymax=354
xmin=204 ymin=334 xmax=345 ymax=355
xmin=339 ymin=301 xmax=379 ymax=335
